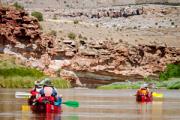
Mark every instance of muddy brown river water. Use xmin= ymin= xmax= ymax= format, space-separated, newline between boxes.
xmin=0 ymin=88 xmax=180 ymax=120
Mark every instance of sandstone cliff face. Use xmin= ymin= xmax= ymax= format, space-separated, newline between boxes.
xmin=58 ymin=39 xmax=180 ymax=82
xmin=0 ymin=6 xmax=179 ymax=84
xmin=0 ymin=6 xmax=56 ymax=58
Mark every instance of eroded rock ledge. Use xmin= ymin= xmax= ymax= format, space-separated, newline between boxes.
xmin=0 ymin=6 xmax=56 ymax=58
xmin=65 ymin=41 xmax=180 ymax=79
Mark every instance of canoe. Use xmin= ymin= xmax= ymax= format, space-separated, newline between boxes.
xmin=136 ymin=93 xmax=153 ymax=102
xmin=30 ymin=102 xmax=61 ymax=113
xmin=28 ymin=96 xmax=62 ymax=113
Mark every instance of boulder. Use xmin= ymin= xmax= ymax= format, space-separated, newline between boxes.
xmin=60 ymin=69 xmax=82 ymax=86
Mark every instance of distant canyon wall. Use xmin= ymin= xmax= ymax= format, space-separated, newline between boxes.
xmin=1 ymin=0 xmax=180 ymax=9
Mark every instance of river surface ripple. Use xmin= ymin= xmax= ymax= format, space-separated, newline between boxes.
xmin=0 ymin=88 xmax=180 ymax=120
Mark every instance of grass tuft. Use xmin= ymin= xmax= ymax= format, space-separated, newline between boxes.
xmin=52 ymin=78 xmax=71 ymax=88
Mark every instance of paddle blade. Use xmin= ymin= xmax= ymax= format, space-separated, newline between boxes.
xmin=152 ymin=92 xmax=163 ymax=98
xmin=15 ymin=92 xmax=31 ymax=98
xmin=63 ymin=101 xmax=79 ymax=108
xmin=22 ymin=105 xmax=30 ymax=111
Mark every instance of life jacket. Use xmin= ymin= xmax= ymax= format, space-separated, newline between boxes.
xmin=40 ymin=86 xmax=57 ymax=97
xmin=44 ymin=86 xmax=53 ymax=97
xmin=138 ymin=88 xmax=148 ymax=95
xmin=141 ymin=89 xmax=147 ymax=95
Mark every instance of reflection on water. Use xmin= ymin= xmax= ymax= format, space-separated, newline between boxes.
xmin=0 ymin=89 xmax=180 ymax=120
xmin=22 ymin=112 xmax=79 ymax=120
xmin=135 ymin=101 xmax=163 ymax=120
xmin=152 ymin=101 xmax=163 ymax=120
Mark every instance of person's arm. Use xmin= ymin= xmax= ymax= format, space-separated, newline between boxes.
xmin=39 ymin=89 xmax=44 ymax=96
xmin=52 ymin=89 xmax=57 ymax=96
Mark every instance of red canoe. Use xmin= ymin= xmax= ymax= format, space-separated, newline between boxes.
xmin=136 ymin=93 xmax=153 ymax=102
xmin=28 ymin=96 xmax=62 ymax=113
xmin=30 ymin=103 xmax=61 ymax=113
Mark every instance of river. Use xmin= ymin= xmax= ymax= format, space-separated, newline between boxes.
xmin=0 ymin=88 xmax=180 ymax=120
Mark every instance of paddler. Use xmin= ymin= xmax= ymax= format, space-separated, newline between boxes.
xmin=137 ymin=83 xmax=150 ymax=96
xmin=38 ymin=78 xmax=59 ymax=104
xmin=28 ymin=80 xmax=42 ymax=105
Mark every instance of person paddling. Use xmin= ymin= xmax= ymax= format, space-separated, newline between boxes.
xmin=38 ymin=78 xmax=58 ymax=104
xmin=40 ymin=80 xmax=57 ymax=97
xmin=136 ymin=83 xmax=153 ymax=102
xmin=28 ymin=80 xmax=42 ymax=105
xmin=137 ymin=83 xmax=150 ymax=96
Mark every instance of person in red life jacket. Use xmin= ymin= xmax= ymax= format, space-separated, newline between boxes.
xmin=39 ymin=79 xmax=57 ymax=104
xmin=28 ymin=80 xmax=42 ymax=105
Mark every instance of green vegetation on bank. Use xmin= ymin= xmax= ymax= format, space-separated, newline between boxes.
xmin=156 ymin=78 xmax=180 ymax=89
xmin=97 ymin=81 xmax=142 ymax=90
xmin=13 ymin=2 xmax=24 ymax=10
xmin=159 ymin=64 xmax=180 ymax=81
xmin=0 ymin=55 xmax=71 ymax=88
xmin=0 ymin=76 xmax=71 ymax=88
xmin=0 ymin=76 xmax=40 ymax=88
xmin=0 ymin=67 xmax=44 ymax=78
xmin=98 ymin=63 xmax=180 ymax=90
xmin=31 ymin=11 xmax=43 ymax=21
xmin=0 ymin=63 xmax=45 ymax=88
xmin=97 ymin=78 xmax=180 ymax=90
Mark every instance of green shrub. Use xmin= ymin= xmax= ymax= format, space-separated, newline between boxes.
xmin=159 ymin=64 xmax=180 ymax=81
xmin=74 ymin=20 xmax=79 ymax=24
xmin=31 ymin=11 xmax=43 ymax=21
xmin=13 ymin=2 xmax=24 ymax=10
xmin=52 ymin=78 xmax=71 ymax=88
xmin=68 ymin=32 xmax=76 ymax=40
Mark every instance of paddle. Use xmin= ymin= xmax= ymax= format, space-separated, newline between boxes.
xmin=152 ymin=92 xmax=163 ymax=98
xmin=62 ymin=101 xmax=79 ymax=108
xmin=15 ymin=92 xmax=79 ymax=108
xmin=15 ymin=92 xmax=31 ymax=98
xmin=22 ymin=104 xmax=30 ymax=111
